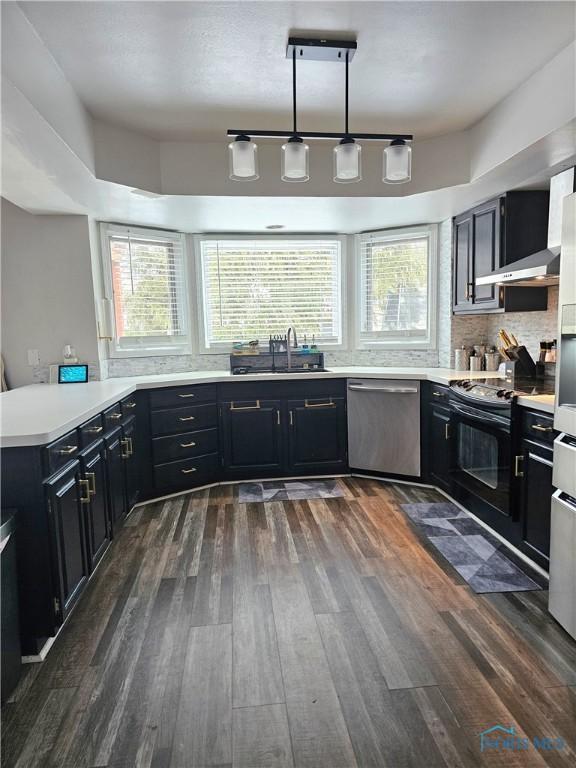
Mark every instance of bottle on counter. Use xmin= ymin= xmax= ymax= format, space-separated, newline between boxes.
xmin=454 ymin=346 xmax=470 ymax=371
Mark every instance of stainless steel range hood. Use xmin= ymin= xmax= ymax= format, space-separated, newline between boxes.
xmin=476 ymin=246 xmax=560 ymax=287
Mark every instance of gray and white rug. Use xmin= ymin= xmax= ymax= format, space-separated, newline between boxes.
xmin=401 ymin=501 xmax=542 ymax=594
xmin=238 ymin=479 xmax=344 ymax=503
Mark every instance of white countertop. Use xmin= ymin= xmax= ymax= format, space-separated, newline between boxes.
xmin=0 ymin=367 xmax=554 ymax=447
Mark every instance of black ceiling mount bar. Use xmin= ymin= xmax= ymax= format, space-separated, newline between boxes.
xmin=227 ymin=130 xmax=413 ymax=141
xmin=292 ymin=46 xmax=297 ymax=136
xmin=345 ymin=49 xmax=349 ymax=136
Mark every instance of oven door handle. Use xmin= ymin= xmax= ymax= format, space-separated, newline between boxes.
xmin=450 ymin=401 xmax=509 ymax=427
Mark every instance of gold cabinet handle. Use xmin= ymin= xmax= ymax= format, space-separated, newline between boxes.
xmin=124 ymin=402 xmax=136 ymax=409
xmin=120 ymin=438 xmax=130 ymax=459
xmin=180 ymin=441 xmax=196 ymax=448
xmin=277 ymin=409 xmax=281 ymax=426
xmin=445 ymin=423 xmax=451 ymax=440
xmin=79 ymin=478 xmax=91 ymax=504
xmin=289 ymin=410 xmax=293 ymax=426
xmin=230 ymin=400 xmax=260 ymax=411
xmin=178 ymin=393 xmax=196 ymax=399
xmin=85 ymin=471 xmax=96 ymax=496
xmin=515 ymin=455 xmax=524 ymax=477
xmin=127 ymin=437 xmax=134 ymax=456
xmin=179 ymin=415 xmax=196 ymax=422
xmin=58 ymin=445 xmax=77 ymax=455
xmin=432 ymin=391 xmax=443 ymax=398
xmin=110 ymin=412 xmax=122 ymax=420
xmin=304 ymin=399 xmax=335 ymax=408
xmin=531 ymin=424 xmax=553 ymax=433
xmin=181 ymin=467 xmax=197 ymax=474
xmin=86 ymin=426 xmax=103 ymax=434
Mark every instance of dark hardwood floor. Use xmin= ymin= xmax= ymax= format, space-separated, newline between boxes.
xmin=3 ymin=478 xmax=576 ymax=767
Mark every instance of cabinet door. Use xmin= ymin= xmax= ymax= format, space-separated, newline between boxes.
xmin=472 ymin=199 xmax=501 ymax=309
xmin=220 ymin=399 xmax=283 ymax=476
xmin=45 ymin=462 xmax=89 ymax=623
xmin=520 ymin=441 xmax=553 ymax=565
xmin=106 ymin=429 xmax=128 ymax=528
xmin=122 ymin=418 xmax=140 ymax=513
xmin=82 ymin=445 xmax=111 ymax=570
xmin=453 ymin=213 xmax=474 ymax=311
xmin=287 ymin=397 xmax=347 ymax=473
xmin=428 ymin=405 xmax=452 ymax=492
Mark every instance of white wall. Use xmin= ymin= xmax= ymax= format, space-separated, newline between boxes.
xmin=1 ymin=199 xmax=100 ymax=387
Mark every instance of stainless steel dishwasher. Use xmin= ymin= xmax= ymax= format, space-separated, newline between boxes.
xmin=347 ymin=379 xmax=421 ymax=476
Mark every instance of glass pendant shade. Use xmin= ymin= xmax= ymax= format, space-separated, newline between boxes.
xmin=228 ymin=135 xmax=259 ymax=180
xmin=281 ymin=137 xmax=309 ymax=182
xmin=383 ymin=140 xmax=412 ymax=184
xmin=333 ymin=138 xmax=362 ymax=183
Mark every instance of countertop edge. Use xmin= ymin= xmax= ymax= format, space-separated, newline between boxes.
xmin=0 ymin=368 xmax=554 ymax=447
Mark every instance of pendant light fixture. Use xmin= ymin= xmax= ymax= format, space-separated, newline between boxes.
xmin=228 ymin=134 xmax=259 ymax=180
xmin=227 ymin=38 xmax=413 ymax=185
xmin=383 ymin=138 xmax=412 ymax=184
xmin=281 ymin=48 xmax=309 ymax=182
xmin=333 ymin=50 xmax=361 ymax=183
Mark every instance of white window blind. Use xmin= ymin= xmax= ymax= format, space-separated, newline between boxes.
xmin=101 ymin=225 xmax=189 ymax=355
xmin=198 ymin=239 xmax=342 ymax=349
xmin=358 ymin=228 xmax=435 ymax=346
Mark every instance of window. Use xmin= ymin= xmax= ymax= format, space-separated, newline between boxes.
xmin=196 ymin=238 xmax=344 ymax=351
xmin=356 ymin=225 xmax=437 ymax=348
xmin=100 ymin=224 xmax=189 ymax=356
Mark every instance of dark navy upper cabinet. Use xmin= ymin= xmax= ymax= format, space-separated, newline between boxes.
xmin=220 ymin=399 xmax=284 ymax=478
xmin=453 ymin=191 xmax=550 ymax=315
xmin=287 ymin=397 xmax=347 ymax=474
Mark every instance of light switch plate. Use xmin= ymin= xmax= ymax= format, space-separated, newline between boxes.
xmin=27 ymin=349 xmax=40 ymax=366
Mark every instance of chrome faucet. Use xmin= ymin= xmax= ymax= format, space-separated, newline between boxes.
xmin=286 ymin=326 xmax=298 ymax=369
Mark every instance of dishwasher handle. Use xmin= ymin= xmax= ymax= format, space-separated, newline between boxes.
xmin=348 ymin=384 xmax=418 ymax=394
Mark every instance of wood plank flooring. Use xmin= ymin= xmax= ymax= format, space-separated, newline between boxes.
xmin=3 ymin=478 xmax=576 ymax=768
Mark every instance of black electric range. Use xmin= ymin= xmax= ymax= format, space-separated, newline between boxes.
xmin=450 ymin=377 xmax=555 ymax=407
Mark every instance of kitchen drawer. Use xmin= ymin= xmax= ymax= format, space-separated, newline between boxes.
xmin=44 ymin=429 xmax=80 ymax=477
xmin=522 ymin=409 xmax=555 ymax=446
xmin=154 ymin=453 xmax=219 ymax=491
xmin=150 ymin=404 xmax=218 ymax=436
xmin=78 ymin=413 xmax=105 ymax=449
xmin=428 ymin=383 xmax=450 ymax=405
xmin=152 ymin=428 xmax=218 ymax=464
xmin=120 ymin=394 xmax=138 ymax=417
xmin=103 ymin=403 xmax=124 ymax=432
xmin=149 ymin=384 xmax=217 ymax=411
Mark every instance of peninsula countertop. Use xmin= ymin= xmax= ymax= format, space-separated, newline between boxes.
xmin=0 ymin=367 xmax=555 ymax=448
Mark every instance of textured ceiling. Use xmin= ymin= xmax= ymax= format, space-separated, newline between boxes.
xmin=18 ymin=1 xmax=576 ymax=141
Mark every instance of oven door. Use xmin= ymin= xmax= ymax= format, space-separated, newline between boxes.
xmin=450 ymin=400 xmax=512 ymax=515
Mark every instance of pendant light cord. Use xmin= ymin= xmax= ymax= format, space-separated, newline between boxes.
xmin=345 ymin=49 xmax=349 ymax=136
xmin=292 ymin=47 xmax=297 ymax=136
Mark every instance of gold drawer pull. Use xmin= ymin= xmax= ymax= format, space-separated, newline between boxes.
xmin=178 ymin=393 xmax=196 ymax=398
xmin=180 ymin=441 xmax=196 ymax=448
xmin=85 ymin=472 xmax=96 ymax=496
xmin=531 ymin=424 xmax=553 ymax=433
xmin=181 ymin=467 xmax=197 ymax=474
xmin=305 ymin=398 xmax=334 ymax=408
xmin=110 ymin=412 xmax=122 ymax=420
xmin=179 ymin=416 xmax=196 ymax=422
xmin=432 ymin=391 xmax=444 ymax=398
xmin=124 ymin=402 xmax=136 ymax=409
xmin=515 ymin=455 xmax=524 ymax=477
xmin=127 ymin=437 xmax=134 ymax=456
xmin=58 ymin=445 xmax=77 ymax=455
xmin=231 ymin=400 xmax=260 ymax=411
xmin=120 ymin=438 xmax=130 ymax=459
xmin=79 ymin=478 xmax=91 ymax=504
xmin=86 ymin=426 xmax=103 ymax=434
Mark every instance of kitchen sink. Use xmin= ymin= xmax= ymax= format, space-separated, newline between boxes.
xmin=232 ymin=367 xmax=329 ymax=375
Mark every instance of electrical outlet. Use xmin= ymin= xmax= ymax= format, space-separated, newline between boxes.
xmin=27 ymin=349 xmax=40 ymax=366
